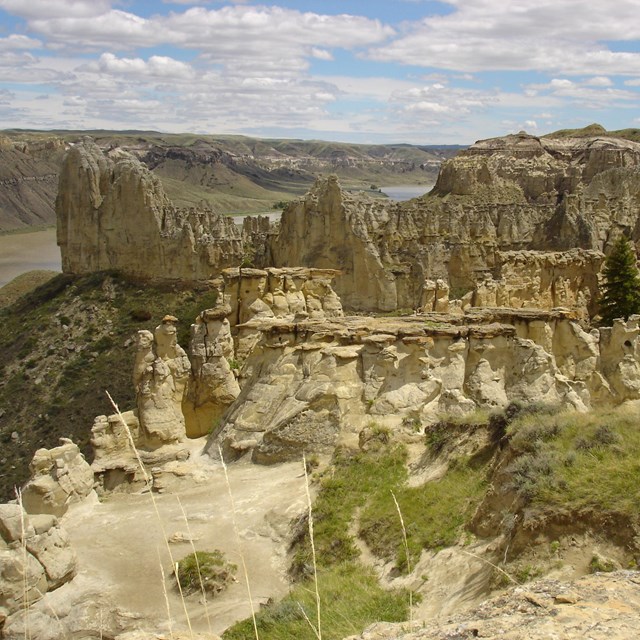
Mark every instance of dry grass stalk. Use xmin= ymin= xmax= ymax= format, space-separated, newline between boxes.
xmin=158 ymin=547 xmax=175 ymax=640
xmin=15 ymin=487 xmax=31 ymax=640
xmin=459 ymin=549 xmax=520 ymax=586
xmin=218 ymin=445 xmax=260 ymax=640
xmin=391 ymin=489 xmax=412 ymax=623
xmin=176 ymin=495 xmax=213 ymax=635
xmin=105 ymin=390 xmax=193 ymax=638
xmin=302 ymin=454 xmax=322 ymax=640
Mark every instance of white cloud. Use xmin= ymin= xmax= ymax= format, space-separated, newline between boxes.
xmin=91 ymin=53 xmax=196 ymax=79
xmin=586 ymin=76 xmax=613 ymax=87
xmin=0 ymin=35 xmax=42 ymax=50
xmin=524 ymin=77 xmax=638 ymax=108
xmin=0 ymin=0 xmax=110 ymax=19
xmin=311 ymin=48 xmax=333 ymax=61
xmin=369 ymin=0 xmax=640 ymax=76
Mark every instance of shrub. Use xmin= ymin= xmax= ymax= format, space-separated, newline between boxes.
xmin=130 ymin=308 xmax=153 ymax=322
xmin=175 ymin=550 xmax=237 ymax=595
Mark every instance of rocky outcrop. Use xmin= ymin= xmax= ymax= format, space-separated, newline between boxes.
xmin=56 ymin=139 xmax=244 ymax=279
xmin=56 ymin=132 xmax=640 ymax=315
xmin=20 ymin=439 xmax=94 ymax=517
xmin=134 ymin=317 xmax=191 ymax=447
xmin=0 ymin=504 xmax=76 ymax=617
xmin=471 ymin=249 xmax=604 ymax=318
xmin=345 ymin=570 xmax=640 ymax=640
xmin=182 ymin=267 xmax=342 ymax=437
xmin=183 ymin=305 xmax=240 ymax=438
xmin=205 ymin=310 xmax=640 ymax=463
xmin=271 ymin=133 xmax=640 ymax=311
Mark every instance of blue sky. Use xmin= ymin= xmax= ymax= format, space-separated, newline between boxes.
xmin=0 ymin=0 xmax=638 ymax=144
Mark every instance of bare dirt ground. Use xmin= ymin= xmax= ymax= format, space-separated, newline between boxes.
xmin=59 ymin=445 xmax=308 ymax=636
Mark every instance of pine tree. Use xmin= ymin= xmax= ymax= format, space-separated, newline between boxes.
xmin=598 ymin=235 xmax=640 ymax=325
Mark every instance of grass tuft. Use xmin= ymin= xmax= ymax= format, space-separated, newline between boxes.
xmin=223 ymin=563 xmax=409 ymax=640
xmin=176 ymin=550 xmax=237 ymax=596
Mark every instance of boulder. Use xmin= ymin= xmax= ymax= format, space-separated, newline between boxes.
xmin=20 ymin=440 xmax=94 ymax=517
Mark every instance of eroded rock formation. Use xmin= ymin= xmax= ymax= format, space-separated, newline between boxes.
xmin=56 ymin=132 xmax=640 ymax=315
xmin=0 ymin=503 xmax=77 ymax=617
xmin=20 ymin=439 xmax=94 ymax=517
xmin=56 ymin=139 xmax=244 ymax=279
xmin=134 ymin=316 xmax=191 ymax=447
xmin=272 ymin=133 xmax=640 ymax=311
xmin=204 ymin=310 xmax=640 ymax=464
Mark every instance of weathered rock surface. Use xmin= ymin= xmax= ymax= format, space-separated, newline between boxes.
xmin=472 ymin=248 xmax=604 ymax=318
xmin=0 ymin=503 xmax=76 ymax=616
xmin=206 ymin=311 xmax=640 ymax=462
xmin=182 ymin=267 xmax=343 ymax=437
xmin=344 ymin=570 xmax=640 ymax=640
xmin=134 ymin=318 xmax=191 ymax=448
xmin=272 ymin=133 xmax=640 ymax=311
xmin=20 ymin=439 xmax=94 ymax=517
xmin=56 ymin=139 xmax=244 ymax=279
xmin=56 ymin=132 xmax=640 ymax=315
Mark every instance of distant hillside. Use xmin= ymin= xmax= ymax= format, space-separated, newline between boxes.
xmin=545 ymin=123 xmax=640 ymax=143
xmin=0 ymin=135 xmax=66 ymax=231
xmin=0 ymin=129 xmax=464 ymax=230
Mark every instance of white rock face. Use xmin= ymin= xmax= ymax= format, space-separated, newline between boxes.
xmin=134 ymin=320 xmax=191 ymax=448
xmin=56 ymin=139 xmax=244 ymax=279
xmin=205 ymin=311 xmax=640 ymax=463
xmin=0 ymin=504 xmax=76 ymax=616
xmin=271 ymin=134 xmax=640 ymax=311
xmin=56 ymin=133 xmax=640 ymax=314
xmin=20 ymin=439 xmax=94 ymax=517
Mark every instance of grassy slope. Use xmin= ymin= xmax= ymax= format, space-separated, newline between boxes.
xmin=0 ymin=272 xmax=218 ymax=501
xmin=226 ymin=402 xmax=640 ymax=639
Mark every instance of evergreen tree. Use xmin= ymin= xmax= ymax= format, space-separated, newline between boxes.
xmin=598 ymin=235 xmax=640 ymax=325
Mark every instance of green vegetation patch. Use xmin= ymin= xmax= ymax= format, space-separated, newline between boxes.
xmin=291 ymin=445 xmax=408 ymax=575
xmin=359 ymin=460 xmax=486 ymax=570
xmin=176 ymin=550 xmax=237 ymax=595
xmin=223 ymin=562 xmax=409 ymax=640
xmin=506 ymin=405 xmax=640 ymax=517
xmin=0 ymin=271 xmax=218 ymax=500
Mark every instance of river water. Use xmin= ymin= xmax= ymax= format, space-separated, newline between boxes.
xmin=380 ymin=184 xmax=433 ymax=200
xmin=0 ymin=185 xmax=434 ymax=288
xmin=0 ymin=228 xmax=62 ymax=288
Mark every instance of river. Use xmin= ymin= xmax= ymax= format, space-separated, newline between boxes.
xmin=380 ymin=184 xmax=433 ymax=201
xmin=0 ymin=228 xmax=62 ymax=288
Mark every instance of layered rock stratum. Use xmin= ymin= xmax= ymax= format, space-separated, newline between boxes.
xmin=56 ymin=132 xmax=640 ymax=316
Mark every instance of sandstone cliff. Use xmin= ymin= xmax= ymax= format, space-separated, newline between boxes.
xmin=205 ymin=310 xmax=640 ymax=464
xmin=56 ymin=139 xmax=244 ymax=279
xmin=272 ymin=133 xmax=640 ymax=311
xmin=55 ymin=131 xmax=640 ymax=316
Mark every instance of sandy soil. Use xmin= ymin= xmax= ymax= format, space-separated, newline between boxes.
xmin=61 ymin=446 xmax=308 ymax=636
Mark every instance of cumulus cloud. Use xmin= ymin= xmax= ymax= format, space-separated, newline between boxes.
xmin=524 ymin=77 xmax=638 ymax=108
xmin=0 ymin=0 xmax=110 ymax=19
xmin=0 ymin=35 xmax=42 ymax=50
xmin=91 ymin=53 xmax=196 ymax=79
xmin=369 ymin=0 xmax=640 ymax=76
